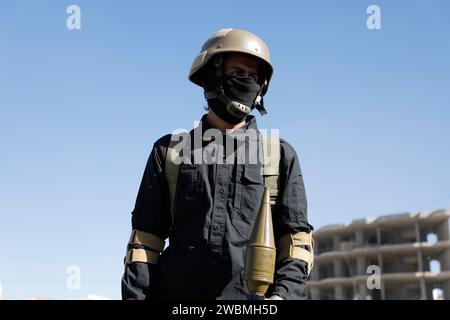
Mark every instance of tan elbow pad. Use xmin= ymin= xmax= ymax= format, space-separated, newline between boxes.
xmin=276 ymin=231 xmax=314 ymax=276
xmin=124 ymin=229 xmax=165 ymax=266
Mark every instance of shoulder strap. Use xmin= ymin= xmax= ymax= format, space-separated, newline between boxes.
xmin=262 ymin=135 xmax=281 ymax=206
xmin=164 ymin=133 xmax=281 ymax=223
xmin=165 ymin=132 xmax=189 ymax=223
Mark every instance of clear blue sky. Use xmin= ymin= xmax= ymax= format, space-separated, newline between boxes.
xmin=0 ymin=0 xmax=449 ymax=299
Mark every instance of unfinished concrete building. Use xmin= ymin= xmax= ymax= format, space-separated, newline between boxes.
xmin=307 ymin=209 xmax=450 ymax=300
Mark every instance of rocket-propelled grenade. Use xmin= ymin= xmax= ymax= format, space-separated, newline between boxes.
xmin=244 ymin=187 xmax=276 ymax=297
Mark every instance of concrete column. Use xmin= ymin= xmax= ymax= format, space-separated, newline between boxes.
xmin=377 ymin=252 xmax=384 ymax=273
xmin=444 ymin=280 xmax=450 ymax=300
xmin=332 ymin=235 xmax=340 ymax=251
xmin=377 ymin=252 xmax=386 ymax=300
xmin=417 ymin=249 xmax=424 ymax=272
xmin=355 ymin=229 xmax=364 ymax=247
xmin=436 ymin=216 xmax=450 ymax=272
xmin=420 ymin=278 xmax=427 ymax=300
xmin=357 ymin=282 xmax=368 ymax=300
xmin=354 ymin=255 xmax=367 ymax=299
xmin=436 ymin=218 xmax=450 ymax=241
xmin=396 ymin=285 xmax=407 ymax=299
xmin=380 ymin=279 xmax=386 ymax=300
xmin=310 ymin=287 xmax=320 ymax=300
xmin=310 ymin=266 xmax=319 ymax=281
xmin=356 ymin=255 xmax=365 ymax=275
xmin=334 ymin=285 xmax=344 ymax=300
xmin=414 ymin=222 xmax=421 ymax=243
xmin=440 ymin=248 xmax=450 ymax=271
xmin=333 ymin=259 xmax=344 ymax=277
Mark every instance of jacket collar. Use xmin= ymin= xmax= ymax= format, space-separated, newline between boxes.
xmin=198 ymin=113 xmax=259 ymax=142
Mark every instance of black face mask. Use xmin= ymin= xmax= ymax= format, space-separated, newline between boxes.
xmin=223 ymin=75 xmax=261 ymax=108
xmin=208 ymin=75 xmax=261 ymax=124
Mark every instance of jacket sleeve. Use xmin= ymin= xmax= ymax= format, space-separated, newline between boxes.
xmin=267 ymin=138 xmax=314 ymax=300
xmin=121 ymin=136 xmax=172 ymax=300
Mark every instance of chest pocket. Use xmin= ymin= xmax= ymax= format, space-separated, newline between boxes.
xmin=174 ymin=163 xmax=203 ymax=224
xmin=232 ymin=164 xmax=264 ymax=240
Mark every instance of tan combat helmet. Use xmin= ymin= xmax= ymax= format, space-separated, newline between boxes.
xmin=189 ymin=28 xmax=274 ymax=116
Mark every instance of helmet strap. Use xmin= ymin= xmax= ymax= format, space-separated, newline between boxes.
xmin=253 ymin=81 xmax=267 ymax=116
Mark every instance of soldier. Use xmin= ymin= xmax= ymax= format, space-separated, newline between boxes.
xmin=121 ymin=28 xmax=314 ymax=300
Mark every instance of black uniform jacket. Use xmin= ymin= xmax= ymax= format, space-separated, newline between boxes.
xmin=122 ymin=114 xmax=313 ymax=300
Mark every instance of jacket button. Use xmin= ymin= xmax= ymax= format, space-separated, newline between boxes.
xmin=214 ymin=225 xmax=222 ymax=230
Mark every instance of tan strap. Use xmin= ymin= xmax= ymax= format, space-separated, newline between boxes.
xmin=277 ymin=246 xmax=313 ymax=264
xmin=165 ymin=132 xmax=189 ymax=223
xmin=125 ymin=248 xmax=159 ymax=265
xmin=262 ymin=135 xmax=280 ymax=206
xmin=276 ymin=231 xmax=314 ymax=276
xmin=278 ymin=232 xmax=312 ymax=249
xmin=262 ymin=135 xmax=280 ymax=176
xmin=263 ymin=175 xmax=279 ymax=205
xmin=128 ymin=229 xmax=165 ymax=252
xmin=277 ymin=246 xmax=314 ymax=276
xmin=293 ymin=232 xmax=312 ymax=244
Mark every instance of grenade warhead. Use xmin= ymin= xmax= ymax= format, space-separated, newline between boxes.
xmin=244 ymin=187 xmax=276 ymax=297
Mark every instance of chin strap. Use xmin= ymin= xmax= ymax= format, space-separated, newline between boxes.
xmin=203 ymin=56 xmax=268 ymax=117
xmin=253 ymin=80 xmax=267 ymax=116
